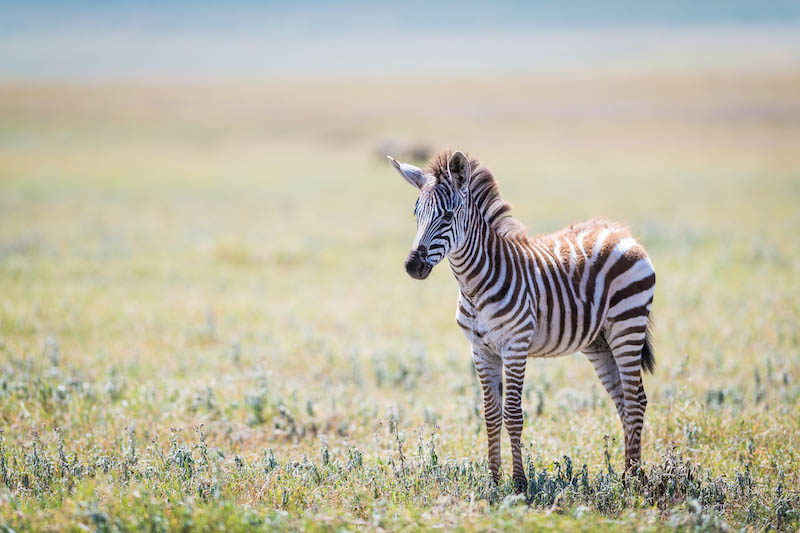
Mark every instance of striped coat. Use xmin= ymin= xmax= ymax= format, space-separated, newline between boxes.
xmin=389 ymin=150 xmax=656 ymax=491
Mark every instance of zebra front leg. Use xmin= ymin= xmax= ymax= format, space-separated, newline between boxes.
xmin=503 ymin=352 xmax=528 ymax=493
xmin=472 ymin=348 xmax=503 ymax=484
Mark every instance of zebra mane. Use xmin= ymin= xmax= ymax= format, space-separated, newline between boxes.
xmin=426 ymin=151 xmax=530 ymax=243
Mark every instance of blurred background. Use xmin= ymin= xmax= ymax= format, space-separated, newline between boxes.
xmin=1 ymin=1 xmax=799 ymax=528
xmin=3 ymin=1 xmax=800 ymax=80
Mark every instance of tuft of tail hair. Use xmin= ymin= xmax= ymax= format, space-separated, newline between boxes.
xmin=641 ymin=317 xmax=656 ymax=374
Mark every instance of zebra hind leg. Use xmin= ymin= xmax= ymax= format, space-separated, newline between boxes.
xmin=582 ymin=334 xmax=627 ymax=436
xmin=605 ymin=322 xmax=649 ymax=473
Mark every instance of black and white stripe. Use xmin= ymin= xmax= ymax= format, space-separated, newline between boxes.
xmin=390 ymin=150 xmax=656 ymax=490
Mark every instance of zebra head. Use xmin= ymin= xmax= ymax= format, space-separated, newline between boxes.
xmin=388 ymin=151 xmax=472 ymax=280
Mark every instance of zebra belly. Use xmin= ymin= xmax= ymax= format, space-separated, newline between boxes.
xmin=528 ymin=343 xmax=590 ymax=359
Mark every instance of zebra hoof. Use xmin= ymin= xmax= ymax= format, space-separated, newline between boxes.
xmin=622 ymin=464 xmax=647 ymax=486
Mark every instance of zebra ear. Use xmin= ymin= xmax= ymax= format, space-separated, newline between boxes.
xmin=387 ymin=156 xmax=427 ymax=189
xmin=447 ymin=151 xmax=471 ymax=193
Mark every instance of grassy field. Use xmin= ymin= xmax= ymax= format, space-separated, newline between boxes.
xmin=1 ymin=72 xmax=799 ymax=531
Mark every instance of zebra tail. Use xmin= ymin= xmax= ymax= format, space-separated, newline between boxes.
xmin=641 ymin=318 xmax=656 ymax=374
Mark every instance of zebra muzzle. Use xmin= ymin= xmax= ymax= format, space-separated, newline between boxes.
xmin=405 ymin=247 xmax=432 ymax=280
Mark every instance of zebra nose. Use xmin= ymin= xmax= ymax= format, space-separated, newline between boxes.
xmin=405 ymin=247 xmax=430 ymax=279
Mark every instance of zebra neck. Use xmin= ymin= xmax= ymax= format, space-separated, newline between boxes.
xmin=447 ymin=208 xmax=504 ymax=302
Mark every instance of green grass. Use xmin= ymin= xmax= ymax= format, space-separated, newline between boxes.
xmin=0 ymin=73 xmax=799 ymax=531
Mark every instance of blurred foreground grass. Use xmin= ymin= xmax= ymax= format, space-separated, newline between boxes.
xmin=1 ymin=73 xmax=799 ymax=530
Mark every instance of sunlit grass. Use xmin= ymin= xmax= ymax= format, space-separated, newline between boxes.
xmin=1 ymin=72 xmax=799 ymax=530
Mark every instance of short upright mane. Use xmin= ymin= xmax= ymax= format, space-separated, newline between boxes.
xmin=426 ymin=150 xmax=529 ymax=243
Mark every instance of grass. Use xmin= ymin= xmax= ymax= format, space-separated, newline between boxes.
xmin=0 ymin=72 xmax=799 ymax=531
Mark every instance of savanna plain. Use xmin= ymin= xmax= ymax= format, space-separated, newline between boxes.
xmin=0 ymin=72 xmax=799 ymax=531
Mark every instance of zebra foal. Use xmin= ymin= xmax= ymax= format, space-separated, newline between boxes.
xmin=388 ymin=150 xmax=656 ymax=491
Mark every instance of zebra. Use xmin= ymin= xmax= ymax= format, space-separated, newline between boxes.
xmin=388 ymin=150 xmax=656 ymax=491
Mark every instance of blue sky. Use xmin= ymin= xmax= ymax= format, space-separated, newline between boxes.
xmin=2 ymin=1 xmax=799 ymax=80
xmin=3 ymin=1 xmax=800 ymax=33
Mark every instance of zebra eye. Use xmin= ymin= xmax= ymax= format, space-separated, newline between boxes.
xmin=442 ymin=210 xmax=453 ymax=221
